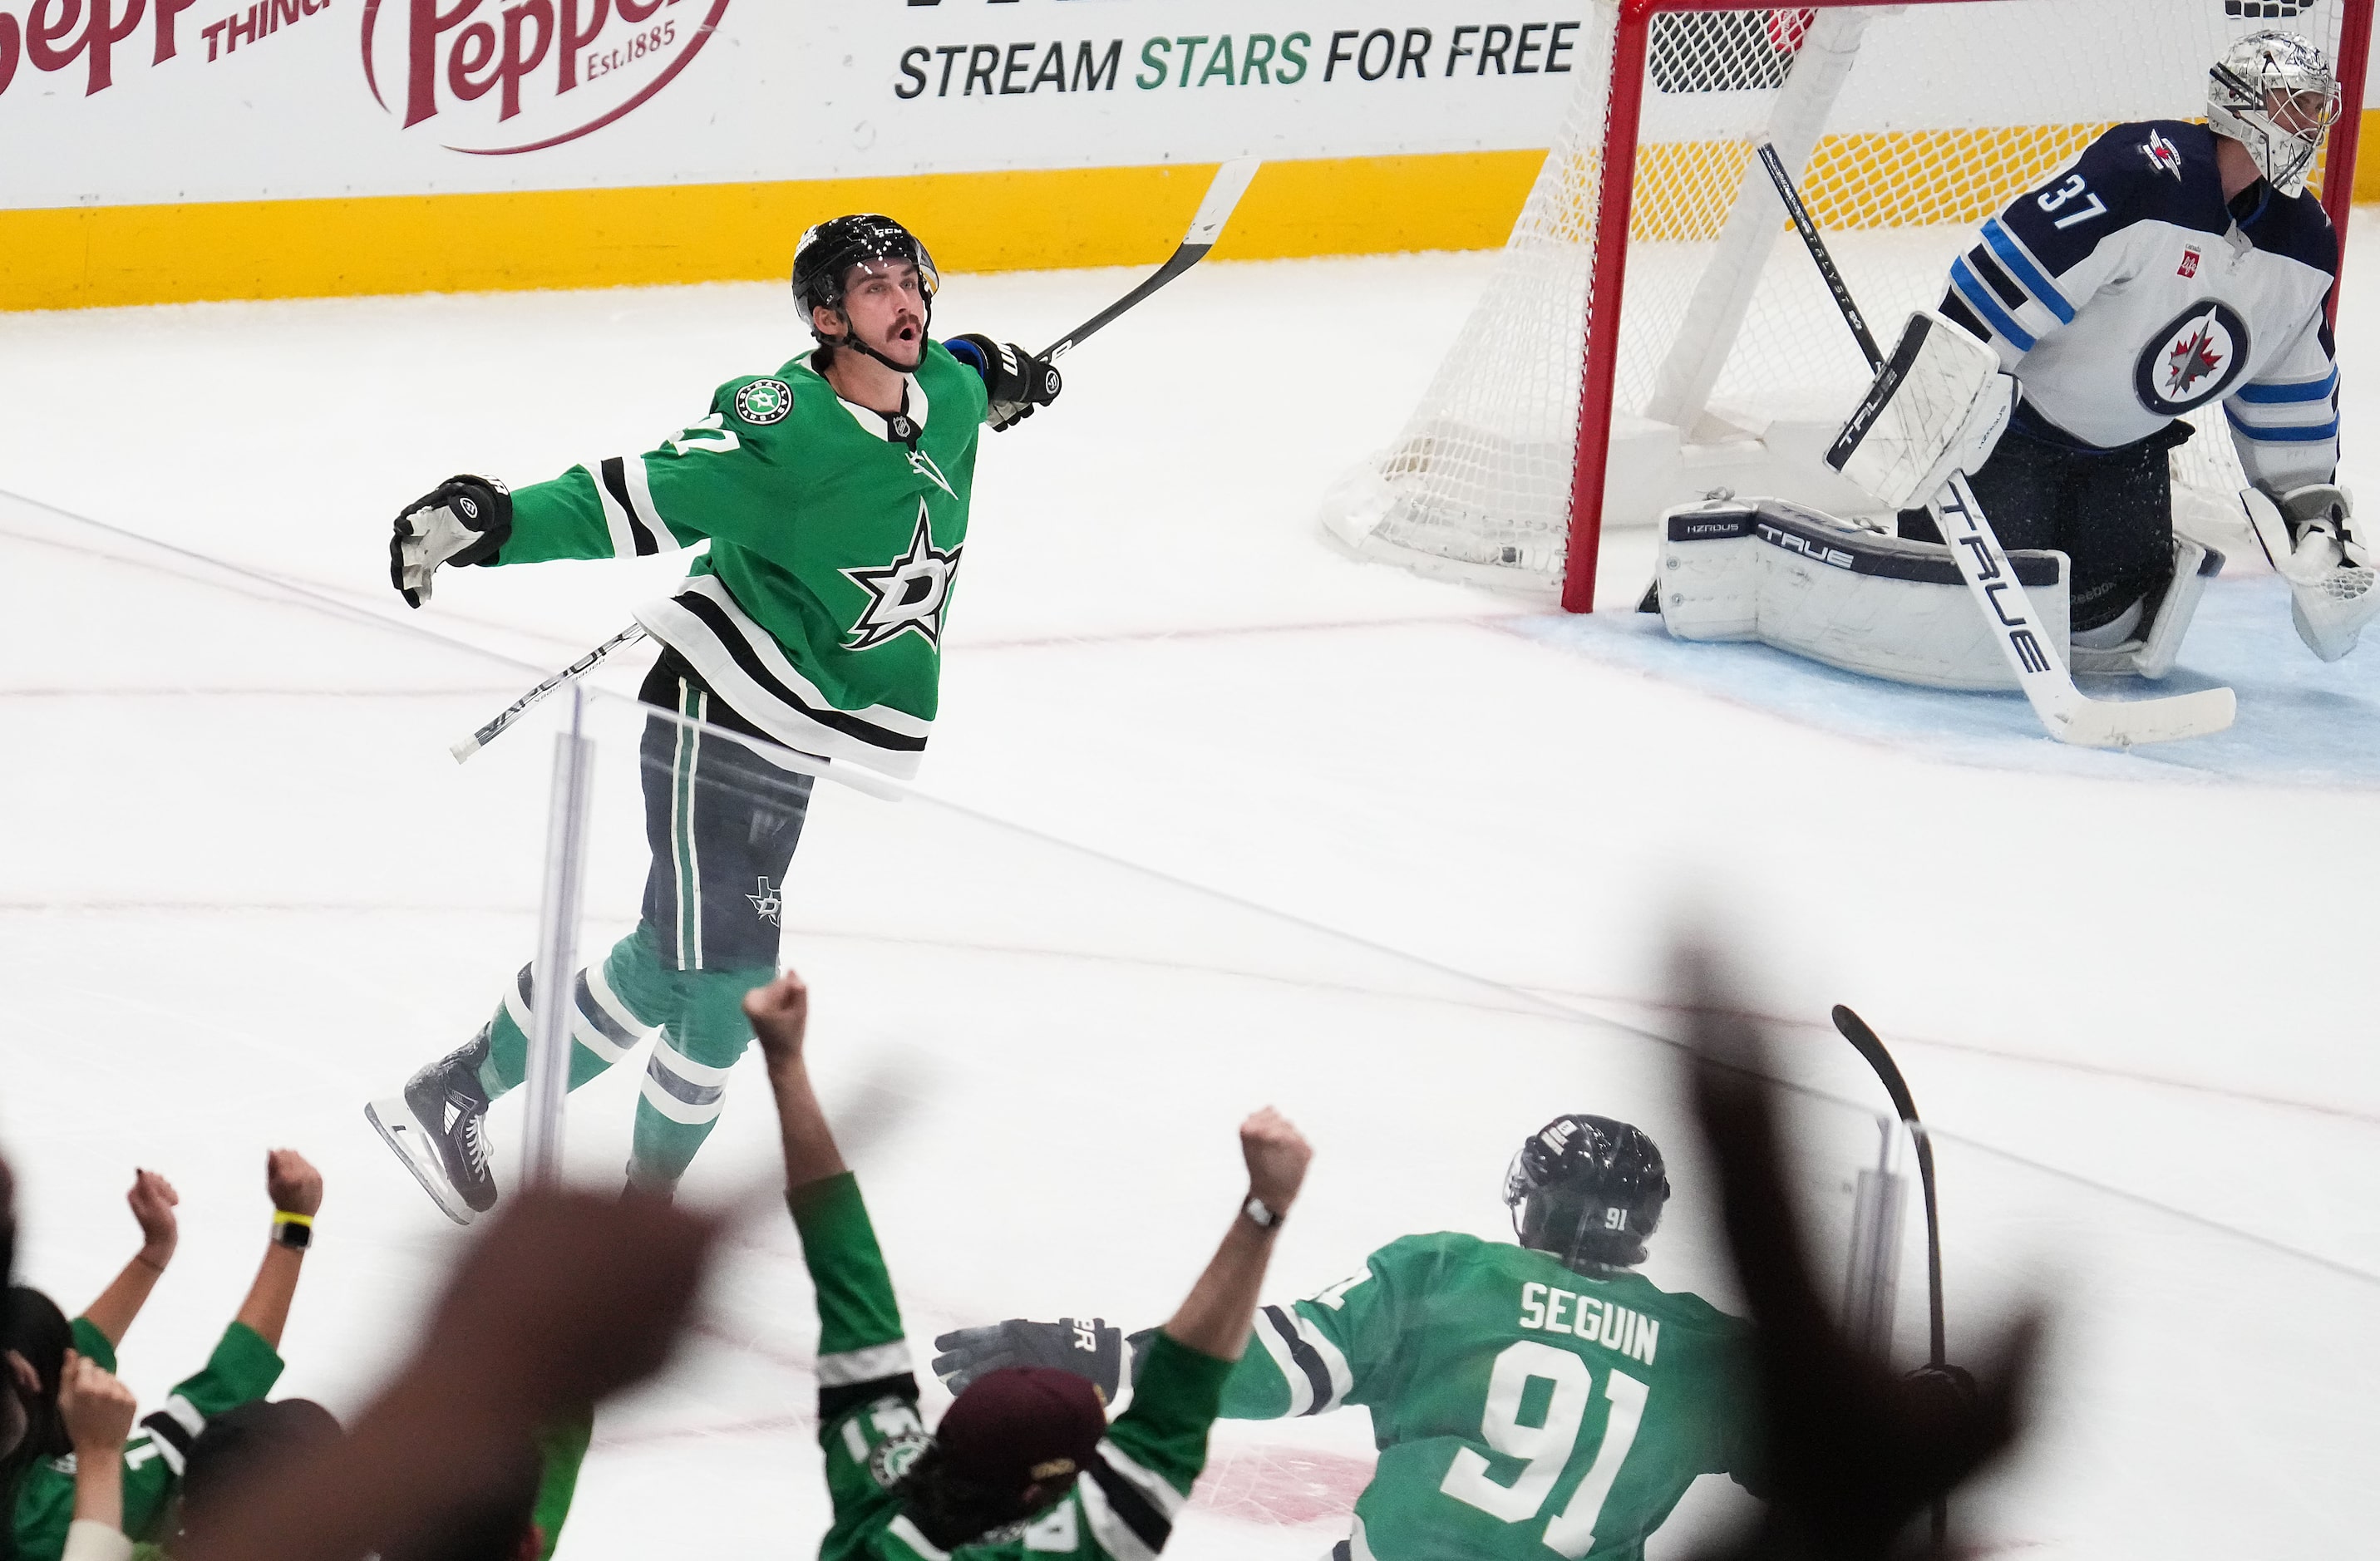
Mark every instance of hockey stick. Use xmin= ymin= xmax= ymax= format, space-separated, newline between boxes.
xmin=1037 ymin=157 xmax=1261 ymax=361
xmin=1830 ymin=1003 xmax=1948 ymax=1550
xmin=1752 ymin=142 xmax=2235 ymax=748
xmin=451 ymin=623 xmax=649 ymax=763
xmin=450 ymin=159 xmax=1264 ymax=765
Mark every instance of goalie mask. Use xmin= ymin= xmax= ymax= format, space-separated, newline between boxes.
xmin=2209 ymin=30 xmax=2340 ymax=199
xmin=791 ymin=214 xmax=941 ymax=372
xmin=1505 ymin=1115 xmax=1670 ymax=1274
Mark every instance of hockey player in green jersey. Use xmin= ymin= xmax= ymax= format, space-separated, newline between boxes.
xmin=932 ymin=1115 xmax=1766 ymax=1561
xmin=744 ymin=967 xmax=1311 ymax=1560
xmin=367 ymin=214 xmax=1063 ymax=1223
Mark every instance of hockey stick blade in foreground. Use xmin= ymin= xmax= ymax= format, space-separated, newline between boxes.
xmin=448 ymin=158 xmax=1265 ymax=764
xmin=1037 ymin=157 xmax=1262 ymax=360
xmin=1831 ymin=1002 xmax=1951 ymax=1549
xmin=1828 ymin=1002 xmax=1943 ymax=1365
xmin=1754 ymin=141 xmax=2234 ymax=749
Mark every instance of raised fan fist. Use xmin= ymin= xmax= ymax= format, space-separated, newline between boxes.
xmin=391 ymin=475 xmax=513 ymax=608
xmin=949 ymin=334 xmax=1062 ymax=432
xmin=266 ymin=1149 xmax=323 ymax=1219
xmin=127 ymin=1169 xmax=180 ymax=1268
xmin=931 ymin=1317 xmax=1125 ymax=1400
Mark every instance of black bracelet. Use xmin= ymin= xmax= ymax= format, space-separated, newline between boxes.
xmin=273 ymin=1213 xmax=313 ymax=1251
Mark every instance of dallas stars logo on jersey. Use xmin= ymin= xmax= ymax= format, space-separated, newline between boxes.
xmin=840 ymin=500 xmax=963 ymax=651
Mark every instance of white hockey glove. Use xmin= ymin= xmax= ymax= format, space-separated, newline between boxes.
xmin=1826 ymin=311 xmax=2015 ymax=511
xmin=391 ymin=475 xmax=513 ymax=608
xmin=2241 ymin=483 xmax=2377 ymax=662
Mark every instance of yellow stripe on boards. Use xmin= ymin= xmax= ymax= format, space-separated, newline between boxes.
xmin=0 ymin=152 xmax=1545 ymax=313
xmin=5 ymin=107 xmax=2376 ymax=313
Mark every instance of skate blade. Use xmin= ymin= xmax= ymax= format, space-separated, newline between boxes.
xmin=365 ymin=1097 xmax=478 ymax=1226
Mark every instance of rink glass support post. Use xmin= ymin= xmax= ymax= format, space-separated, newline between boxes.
xmin=1841 ymin=1112 xmax=1906 ymax=1359
xmin=522 ymin=686 xmax=597 ymax=1191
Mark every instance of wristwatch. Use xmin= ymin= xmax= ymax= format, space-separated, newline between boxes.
xmin=1242 ymin=1194 xmax=1284 ymax=1230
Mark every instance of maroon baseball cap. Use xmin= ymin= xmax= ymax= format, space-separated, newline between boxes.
xmin=936 ymin=1366 xmax=1106 ymax=1490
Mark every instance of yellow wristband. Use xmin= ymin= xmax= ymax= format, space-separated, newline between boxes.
xmin=273 ymin=1211 xmax=313 ymax=1250
xmin=273 ymin=1211 xmax=313 ymax=1228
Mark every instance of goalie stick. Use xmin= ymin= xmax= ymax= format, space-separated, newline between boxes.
xmin=1753 ymin=142 xmax=2235 ymax=748
xmin=450 ymin=158 xmax=1265 ymax=764
xmin=1831 ymin=1002 xmax=1949 ymax=1550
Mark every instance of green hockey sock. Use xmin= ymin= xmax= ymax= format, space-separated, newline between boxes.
xmin=627 ymin=964 xmax=770 ymax=1189
xmin=476 ymin=928 xmax=675 ymax=1100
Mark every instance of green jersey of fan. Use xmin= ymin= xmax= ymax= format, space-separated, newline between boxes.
xmin=491 ymin=342 xmax=990 ymax=780
xmin=792 ymin=1172 xmax=1234 ymax=1560
xmin=1221 ymin=1232 xmax=1765 ymax=1561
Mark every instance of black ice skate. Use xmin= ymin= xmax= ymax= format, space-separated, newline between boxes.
xmin=367 ymin=1028 xmax=499 ymax=1225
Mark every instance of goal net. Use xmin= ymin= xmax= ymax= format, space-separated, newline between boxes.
xmin=1318 ymin=0 xmax=2372 ymax=609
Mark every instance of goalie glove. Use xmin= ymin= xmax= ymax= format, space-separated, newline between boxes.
xmin=949 ymin=334 xmax=1062 ymax=432
xmin=930 ymin=1317 xmax=1129 ymax=1401
xmin=391 ymin=475 xmax=512 ymax=608
xmin=2241 ymin=483 xmax=2377 ymax=662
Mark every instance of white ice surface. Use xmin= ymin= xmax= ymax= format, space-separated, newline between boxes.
xmin=2 ymin=241 xmax=2378 ymax=1560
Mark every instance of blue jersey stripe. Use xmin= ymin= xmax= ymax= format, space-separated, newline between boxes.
xmin=1949 ymin=259 xmax=2037 ymax=352
xmin=1982 ymin=219 xmax=2075 ymax=323
xmin=2233 ymin=370 xmax=2339 ymax=405
xmin=2225 ymin=407 xmax=2341 ymax=442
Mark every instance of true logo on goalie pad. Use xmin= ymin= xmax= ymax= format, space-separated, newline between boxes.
xmin=2134 ymin=301 xmax=2250 ymax=416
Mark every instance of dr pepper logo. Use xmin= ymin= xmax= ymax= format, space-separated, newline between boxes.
xmin=362 ymin=0 xmax=728 ymax=155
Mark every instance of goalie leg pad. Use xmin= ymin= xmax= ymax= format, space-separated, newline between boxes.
xmin=1654 ymin=499 xmax=2070 ymax=692
xmin=2067 ymin=537 xmax=2220 ymax=680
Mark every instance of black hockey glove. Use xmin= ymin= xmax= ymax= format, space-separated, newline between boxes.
xmin=931 ymin=1317 xmax=1125 ymax=1401
xmin=391 ymin=475 xmax=513 ymax=608
xmin=949 ymin=333 xmax=1062 ymax=432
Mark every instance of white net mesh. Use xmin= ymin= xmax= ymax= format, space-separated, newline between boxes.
xmin=1320 ymin=0 xmax=2359 ymax=598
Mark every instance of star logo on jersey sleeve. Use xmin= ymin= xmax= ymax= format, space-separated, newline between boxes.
xmin=840 ymin=500 xmax=963 ymax=651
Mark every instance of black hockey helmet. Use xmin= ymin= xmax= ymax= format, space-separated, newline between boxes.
xmin=791 ymin=214 xmax=939 ymax=367
xmin=1505 ymin=1114 xmax=1669 ymax=1273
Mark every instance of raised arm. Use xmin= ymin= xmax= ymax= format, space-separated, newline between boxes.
xmin=57 ymin=1352 xmax=138 ymax=1534
xmin=1160 ymin=1109 xmax=1310 ymax=1361
xmin=744 ymin=972 xmax=845 ymax=1189
xmin=234 ymin=1152 xmax=322 ymax=1351
xmin=80 ymin=1171 xmax=179 ymax=1349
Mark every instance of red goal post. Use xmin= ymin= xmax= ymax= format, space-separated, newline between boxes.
xmin=1317 ymin=0 xmax=2376 ymax=612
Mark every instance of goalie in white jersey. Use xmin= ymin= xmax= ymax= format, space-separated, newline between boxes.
xmin=1892 ymin=27 xmax=2369 ymax=663
xmin=1658 ymin=31 xmax=2374 ymax=686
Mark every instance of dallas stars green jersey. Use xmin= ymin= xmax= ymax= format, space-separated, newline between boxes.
xmin=791 ymin=1174 xmax=1232 ymax=1561
xmin=14 ymin=1317 xmax=282 ymax=1561
xmin=1221 ymin=1234 xmax=1764 ymax=1561
xmin=495 ymin=342 xmax=989 ymax=779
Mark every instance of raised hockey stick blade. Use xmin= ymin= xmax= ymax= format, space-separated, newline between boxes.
xmin=1037 ymin=157 xmax=1261 ymax=360
xmin=1831 ymin=1002 xmax=1950 ymax=1549
xmin=451 ymin=623 xmax=650 ymax=763
xmin=1754 ymin=145 xmax=2234 ymax=748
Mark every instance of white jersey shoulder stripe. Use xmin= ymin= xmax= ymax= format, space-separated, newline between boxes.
xmin=817 ymin=1339 xmax=914 ymax=1387
xmin=884 ymin=1513 xmax=951 ymax=1560
xmin=1093 ymin=1437 xmax=1189 ymax=1518
xmin=1076 ymin=1470 xmax=1161 ymax=1561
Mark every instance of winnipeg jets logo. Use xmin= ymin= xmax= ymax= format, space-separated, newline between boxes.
xmin=2142 ymin=129 xmax=2184 ymax=180
xmin=747 ymin=877 xmax=781 ymax=926
xmin=2133 ymin=300 xmax=2250 ymax=415
xmin=840 ymin=500 xmax=962 ymax=651
xmin=2166 ymin=321 xmax=2225 ymax=396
